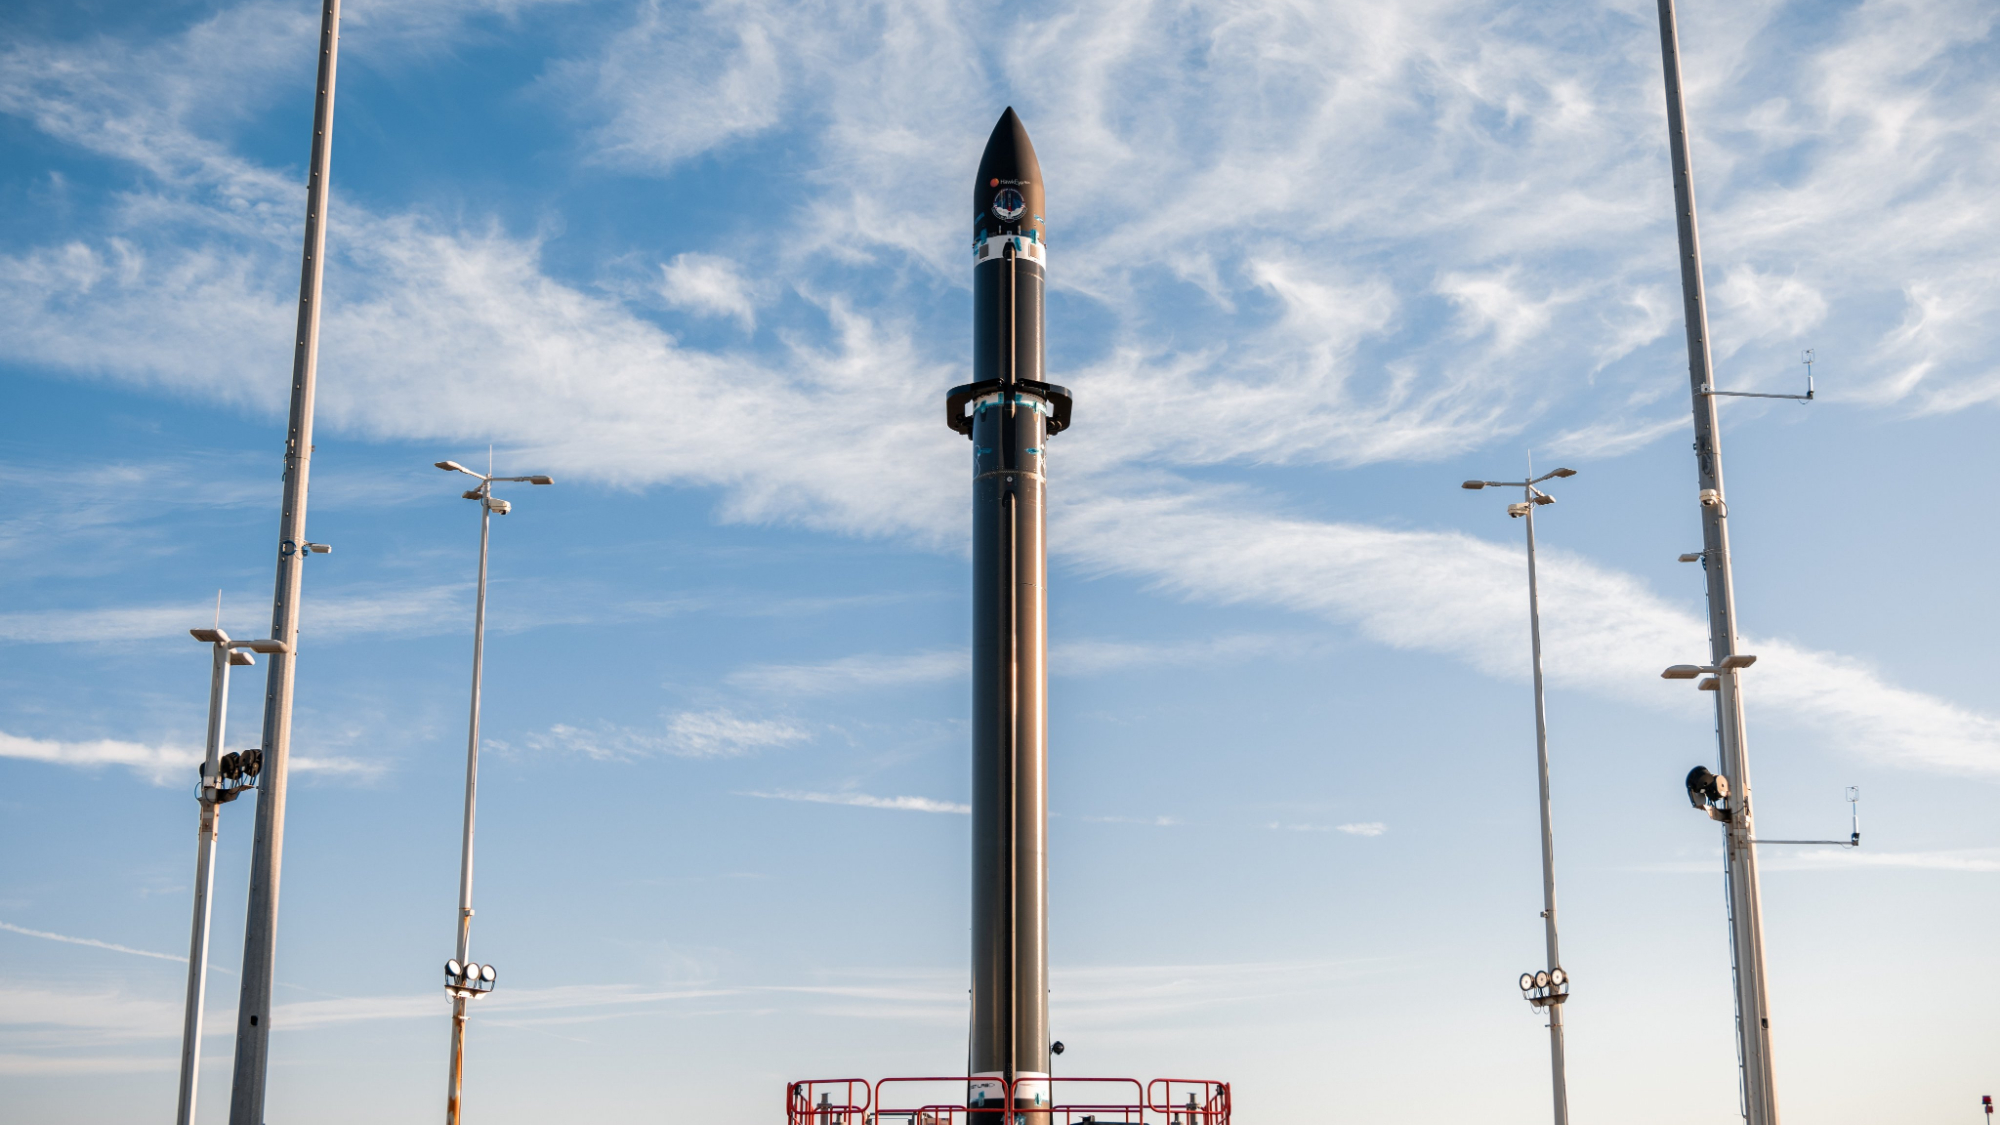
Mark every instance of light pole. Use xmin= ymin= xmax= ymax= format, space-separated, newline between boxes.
xmin=433 ymin=458 xmax=552 ymax=1125
xmin=1652 ymin=1 xmax=1784 ymax=1119
xmin=1463 ymin=465 xmax=1578 ymax=1125
xmin=178 ymin=628 xmax=286 ymax=1125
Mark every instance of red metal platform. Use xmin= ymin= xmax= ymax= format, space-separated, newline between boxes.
xmin=787 ymin=1077 xmax=1230 ymax=1125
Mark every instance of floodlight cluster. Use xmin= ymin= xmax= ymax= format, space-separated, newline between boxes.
xmin=1516 ymin=966 xmax=1570 ymax=1008
xmin=444 ymin=959 xmax=497 ymax=997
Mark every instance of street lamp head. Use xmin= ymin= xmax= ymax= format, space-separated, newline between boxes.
xmin=435 ymin=461 xmax=473 ymax=475
xmin=527 ymin=475 xmax=554 ymax=486
xmin=1532 ymin=493 xmax=1555 ymax=506
xmin=1698 ymin=676 xmax=1720 ymax=691
xmin=1661 ymin=664 xmax=1703 ymax=680
xmin=1719 ymin=653 xmax=1758 ymax=670
xmin=1678 ymin=552 xmax=1703 ymax=563
xmin=229 ymin=650 xmax=256 ymax=666
xmin=1461 ymin=480 xmax=1486 ymax=490
xmin=1550 ymin=468 xmax=1577 ymax=478
xmin=190 ymin=628 xmax=228 ymax=644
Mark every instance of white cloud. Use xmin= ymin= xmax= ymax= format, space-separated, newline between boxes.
xmin=728 ymin=649 xmax=965 ymax=695
xmin=659 ymin=252 xmax=759 ymax=330
xmin=0 ymin=921 xmax=190 ymax=965
xmin=1060 ymin=491 xmax=2000 ymax=777
xmin=1267 ymin=821 xmax=1386 ymax=836
xmin=0 ymin=586 xmax=466 ymax=644
xmin=0 ymin=730 xmax=376 ymax=785
xmin=547 ymin=0 xmax=788 ymax=169
xmin=526 ymin=710 xmax=808 ymax=760
xmin=2 ymin=0 xmax=1996 ymax=789
xmin=739 ymin=789 xmax=970 ymax=814
xmin=727 ymin=635 xmax=1296 ymax=694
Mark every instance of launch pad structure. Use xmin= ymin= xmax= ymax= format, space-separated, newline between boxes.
xmin=784 ymin=109 xmax=1231 ymax=1125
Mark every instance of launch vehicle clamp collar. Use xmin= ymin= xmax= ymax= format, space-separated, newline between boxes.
xmin=946 ymin=378 xmax=1073 ymax=437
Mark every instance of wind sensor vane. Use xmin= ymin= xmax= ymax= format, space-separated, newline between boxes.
xmin=1698 ymin=348 xmax=1817 ymax=402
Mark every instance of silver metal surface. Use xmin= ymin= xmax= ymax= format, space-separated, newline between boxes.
xmin=1522 ymin=483 xmax=1569 ymax=1125
xmin=447 ymin=478 xmax=493 ymax=1125
xmin=1653 ymin=2 xmax=1780 ymax=1120
xmin=176 ymin=633 xmax=234 ymax=1125
xmin=433 ymin=463 xmax=548 ymax=1125
xmin=228 ymin=3 xmax=340 ymax=1121
xmin=1467 ymin=469 xmax=1574 ymax=1125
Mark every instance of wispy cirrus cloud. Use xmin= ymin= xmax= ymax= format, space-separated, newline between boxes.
xmin=738 ymin=789 xmax=970 ymax=814
xmin=2 ymin=0 xmax=1996 ymax=791
xmin=524 ymin=710 xmax=809 ymax=760
xmin=0 ymin=730 xmax=376 ymax=785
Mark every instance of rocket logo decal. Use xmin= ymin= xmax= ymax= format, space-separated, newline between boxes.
xmin=992 ymin=188 xmax=1026 ymax=221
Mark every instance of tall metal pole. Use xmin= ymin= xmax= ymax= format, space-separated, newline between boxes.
xmin=1653 ymin=2 xmax=1779 ymax=1121
xmin=1522 ymin=490 xmax=1569 ymax=1125
xmin=446 ymin=480 xmax=494 ymax=1125
xmin=177 ymin=636 xmax=233 ymax=1125
xmin=228 ymin=2 xmax=340 ymax=1121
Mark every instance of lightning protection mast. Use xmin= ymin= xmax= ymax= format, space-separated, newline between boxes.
xmin=1653 ymin=2 xmax=1780 ymax=1121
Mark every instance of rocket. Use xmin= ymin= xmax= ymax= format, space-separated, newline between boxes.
xmin=946 ymin=107 xmax=1071 ymax=1115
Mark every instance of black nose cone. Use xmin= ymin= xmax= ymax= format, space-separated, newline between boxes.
xmin=974 ymin=107 xmax=1044 ymax=244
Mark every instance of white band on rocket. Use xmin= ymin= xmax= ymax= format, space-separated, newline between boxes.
xmin=974 ymin=234 xmax=1047 ymax=269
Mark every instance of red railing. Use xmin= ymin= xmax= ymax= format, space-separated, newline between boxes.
xmin=787 ymin=1076 xmax=1229 ymax=1125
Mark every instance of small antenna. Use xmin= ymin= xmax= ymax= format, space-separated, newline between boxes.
xmin=1802 ymin=348 xmax=1815 ymax=400
xmin=215 ymin=590 xmax=222 ymax=630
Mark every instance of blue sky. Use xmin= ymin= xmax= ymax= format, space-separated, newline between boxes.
xmin=1 ymin=0 xmax=1996 ymax=1121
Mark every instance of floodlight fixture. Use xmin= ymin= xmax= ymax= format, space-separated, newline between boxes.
xmin=305 ymin=542 xmax=331 ymax=555
xmin=446 ymin=960 xmax=462 ymax=979
xmin=1678 ymin=553 xmax=1703 ymax=563
xmin=1535 ymin=970 xmax=1551 ymax=989
xmin=1662 ymin=665 xmax=1703 ymax=680
xmin=1519 ymin=973 xmax=1536 ymax=992
xmin=1549 ymin=968 xmax=1567 ymax=986
xmin=480 ymin=964 xmax=495 ymax=983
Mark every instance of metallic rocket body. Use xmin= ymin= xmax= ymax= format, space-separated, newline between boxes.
xmin=948 ymin=108 xmax=1071 ymax=1114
